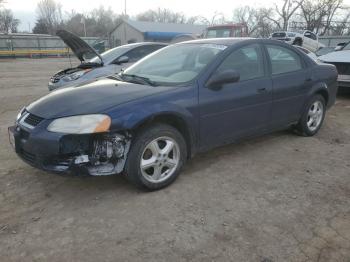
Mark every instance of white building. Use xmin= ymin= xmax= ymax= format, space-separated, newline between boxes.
xmin=110 ymin=19 xmax=206 ymax=46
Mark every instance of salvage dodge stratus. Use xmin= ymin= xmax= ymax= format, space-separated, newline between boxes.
xmin=9 ymin=38 xmax=338 ymax=190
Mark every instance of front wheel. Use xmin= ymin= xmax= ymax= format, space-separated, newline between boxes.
xmin=295 ymin=94 xmax=326 ymax=136
xmin=125 ymin=124 xmax=187 ymax=191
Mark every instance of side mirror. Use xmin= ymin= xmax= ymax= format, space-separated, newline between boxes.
xmin=116 ymin=56 xmax=129 ymax=64
xmin=207 ymin=70 xmax=240 ymax=90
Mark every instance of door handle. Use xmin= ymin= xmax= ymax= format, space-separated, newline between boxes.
xmin=257 ymin=87 xmax=267 ymax=93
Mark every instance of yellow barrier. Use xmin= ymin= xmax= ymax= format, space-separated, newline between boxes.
xmin=0 ymin=49 xmax=70 ymax=56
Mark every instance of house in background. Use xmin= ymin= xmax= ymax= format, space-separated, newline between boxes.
xmin=109 ymin=19 xmax=206 ymax=46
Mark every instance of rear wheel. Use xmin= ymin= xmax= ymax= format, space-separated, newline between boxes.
xmin=295 ymin=95 xmax=326 ymax=136
xmin=125 ymin=124 xmax=187 ymax=190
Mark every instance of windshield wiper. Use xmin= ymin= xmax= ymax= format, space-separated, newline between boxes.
xmin=108 ymin=74 xmax=125 ymax=81
xmin=120 ymin=73 xmax=158 ymax=87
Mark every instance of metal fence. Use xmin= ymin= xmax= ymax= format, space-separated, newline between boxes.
xmin=319 ymin=36 xmax=350 ymax=47
xmin=0 ymin=33 xmax=109 ymax=58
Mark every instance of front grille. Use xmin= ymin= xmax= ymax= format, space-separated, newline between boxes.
xmin=327 ymin=62 xmax=350 ymax=75
xmin=20 ymin=149 xmax=36 ymax=163
xmin=20 ymin=128 xmax=30 ymax=139
xmin=24 ymin=113 xmax=44 ymax=127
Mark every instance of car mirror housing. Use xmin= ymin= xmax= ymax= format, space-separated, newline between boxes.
xmin=207 ymin=70 xmax=240 ymax=90
xmin=116 ymin=56 xmax=129 ymax=64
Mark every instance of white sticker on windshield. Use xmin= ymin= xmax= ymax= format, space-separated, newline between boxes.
xmin=201 ymin=44 xmax=227 ymax=50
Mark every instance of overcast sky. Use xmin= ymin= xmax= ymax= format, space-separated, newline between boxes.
xmin=5 ymin=0 xmax=350 ymax=32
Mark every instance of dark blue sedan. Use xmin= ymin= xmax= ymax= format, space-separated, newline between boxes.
xmin=9 ymin=38 xmax=338 ymax=190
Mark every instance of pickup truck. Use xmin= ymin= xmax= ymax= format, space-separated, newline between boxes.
xmin=270 ymin=30 xmax=324 ymax=52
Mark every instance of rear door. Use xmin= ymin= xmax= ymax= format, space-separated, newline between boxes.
xmin=265 ymin=44 xmax=312 ymax=128
xmin=199 ymin=44 xmax=273 ymax=149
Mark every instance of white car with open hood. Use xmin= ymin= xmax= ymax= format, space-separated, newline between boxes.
xmin=319 ymin=42 xmax=350 ymax=88
xmin=48 ymin=30 xmax=166 ymax=91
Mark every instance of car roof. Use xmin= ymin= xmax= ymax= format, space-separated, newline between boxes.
xmin=179 ymin=37 xmax=255 ymax=46
xmin=121 ymin=42 xmax=168 ymax=48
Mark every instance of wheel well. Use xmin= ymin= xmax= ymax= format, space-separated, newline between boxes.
xmin=315 ymin=89 xmax=329 ymax=106
xmin=293 ymin=37 xmax=302 ymax=45
xmin=134 ymin=114 xmax=193 ymax=158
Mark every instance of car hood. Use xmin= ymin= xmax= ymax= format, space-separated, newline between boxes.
xmin=56 ymin=29 xmax=103 ymax=64
xmin=319 ymin=50 xmax=350 ymax=63
xmin=27 ymin=78 xmax=170 ymax=119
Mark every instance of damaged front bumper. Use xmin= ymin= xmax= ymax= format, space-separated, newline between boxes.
xmin=8 ymin=120 xmax=131 ymax=176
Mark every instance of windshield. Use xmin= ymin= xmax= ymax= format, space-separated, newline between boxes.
xmin=206 ymin=29 xmax=231 ymax=38
xmin=122 ymin=43 xmax=226 ymax=86
xmin=89 ymin=45 xmax=131 ymax=64
xmin=342 ymin=42 xmax=350 ymax=50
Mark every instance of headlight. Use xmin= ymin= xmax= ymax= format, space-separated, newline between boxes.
xmin=62 ymin=70 xmax=89 ymax=82
xmin=47 ymin=114 xmax=111 ymax=134
xmin=16 ymin=107 xmax=25 ymax=121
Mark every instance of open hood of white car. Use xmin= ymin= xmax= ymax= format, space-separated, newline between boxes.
xmin=319 ymin=50 xmax=350 ymax=63
xmin=57 ymin=29 xmax=103 ymax=65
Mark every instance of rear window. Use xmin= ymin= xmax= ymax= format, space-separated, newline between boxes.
xmin=272 ymin=32 xmax=286 ymax=38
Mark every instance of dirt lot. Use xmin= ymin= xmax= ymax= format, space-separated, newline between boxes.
xmin=0 ymin=58 xmax=349 ymax=262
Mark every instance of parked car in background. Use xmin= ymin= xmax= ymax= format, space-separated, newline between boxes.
xmin=319 ymin=41 xmax=350 ymax=87
xmin=294 ymin=46 xmax=318 ymax=61
xmin=315 ymin=47 xmax=336 ymax=57
xmin=9 ymin=38 xmax=338 ymax=190
xmin=270 ymin=30 xmax=324 ymax=52
xmin=48 ymin=30 xmax=166 ymax=91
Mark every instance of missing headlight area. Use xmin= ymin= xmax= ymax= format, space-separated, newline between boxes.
xmin=55 ymin=132 xmax=131 ymax=176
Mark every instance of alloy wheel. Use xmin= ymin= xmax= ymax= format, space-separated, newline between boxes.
xmin=140 ymin=136 xmax=180 ymax=183
xmin=307 ymin=100 xmax=324 ymax=132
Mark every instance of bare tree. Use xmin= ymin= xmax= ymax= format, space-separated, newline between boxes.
xmin=233 ymin=6 xmax=259 ymax=35
xmin=272 ymin=0 xmax=304 ymax=30
xmin=232 ymin=6 xmax=276 ymax=37
xmin=298 ymin=0 xmax=348 ymax=35
xmin=137 ymin=8 xmax=195 ymax=24
xmin=0 ymin=9 xmax=20 ymax=33
xmin=36 ymin=0 xmax=63 ymax=35
xmin=62 ymin=7 xmax=122 ymax=37
xmin=198 ymin=12 xmax=227 ymax=26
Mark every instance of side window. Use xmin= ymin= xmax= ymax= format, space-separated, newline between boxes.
xmin=304 ymin=31 xmax=312 ymax=39
xmin=125 ymin=45 xmax=163 ymax=62
xmin=214 ymin=44 xmax=264 ymax=81
xmin=266 ymin=45 xmax=302 ymax=75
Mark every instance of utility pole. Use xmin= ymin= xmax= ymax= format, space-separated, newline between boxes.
xmin=81 ymin=16 xmax=87 ymax=37
xmin=124 ymin=0 xmax=127 ymax=16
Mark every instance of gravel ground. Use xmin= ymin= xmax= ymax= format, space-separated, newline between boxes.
xmin=0 ymin=58 xmax=349 ymax=262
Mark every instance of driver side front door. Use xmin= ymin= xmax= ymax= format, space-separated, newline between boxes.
xmin=198 ymin=44 xmax=273 ymax=150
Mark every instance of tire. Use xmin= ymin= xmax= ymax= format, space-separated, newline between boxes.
xmin=125 ymin=123 xmax=187 ymax=191
xmin=294 ymin=94 xmax=326 ymax=136
xmin=294 ymin=39 xmax=302 ymax=46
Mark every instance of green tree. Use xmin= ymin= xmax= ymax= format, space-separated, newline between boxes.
xmin=32 ymin=18 xmax=49 ymax=34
